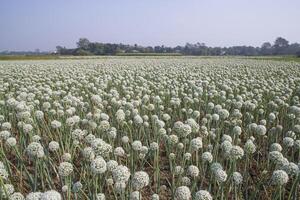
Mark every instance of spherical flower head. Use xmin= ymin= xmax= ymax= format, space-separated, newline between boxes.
xmin=180 ymin=124 xmax=192 ymax=137
xmin=58 ymin=162 xmax=73 ymax=177
xmin=256 ymin=125 xmax=266 ymax=136
xmin=186 ymin=118 xmax=199 ymax=133
xmin=270 ymin=143 xmax=282 ymax=152
xmin=244 ymin=139 xmax=256 ymax=154
xmin=114 ymin=147 xmax=125 ymax=157
xmin=190 ymin=137 xmax=202 ymax=151
xmin=26 ymin=192 xmax=42 ymax=200
xmin=150 ymin=142 xmax=159 ymax=151
xmin=132 ymin=140 xmax=142 ymax=151
xmin=121 ymin=136 xmax=129 ymax=144
xmin=140 ymin=146 xmax=148 ymax=154
xmin=202 ymin=152 xmax=213 ymax=163
xmin=82 ymin=147 xmax=95 ymax=161
xmin=91 ymin=95 xmax=102 ymax=105
xmin=0 ymin=130 xmax=11 ymax=140
xmin=6 ymin=137 xmax=17 ymax=147
xmin=130 ymin=191 xmax=142 ymax=200
xmin=230 ymin=145 xmax=244 ymax=160
xmin=269 ymin=151 xmax=284 ymax=164
xmin=214 ymin=169 xmax=227 ymax=183
xmin=132 ymin=171 xmax=149 ymax=190
xmin=91 ymin=156 xmax=107 ymax=174
xmin=66 ymin=117 xmax=75 ymax=127
xmin=281 ymin=162 xmax=299 ymax=177
xmin=96 ymin=193 xmax=106 ymax=200
xmin=85 ymin=134 xmax=96 ymax=144
xmin=232 ymin=172 xmax=243 ymax=185
xmin=107 ymin=128 xmax=117 ymax=139
xmin=221 ymin=134 xmax=232 ymax=143
xmin=32 ymin=135 xmax=41 ymax=142
xmin=9 ymin=192 xmax=25 ymax=200
xmin=98 ymin=120 xmax=110 ymax=132
xmin=1 ymin=122 xmax=12 ymax=130
xmin=180 ymin=176 xmax=191 ymax=186
xmin=271 ymin=170 xmax=289 ymax=186
xmin=210 ymin=162 xmax=223 ymax=173
xmin=0 ymin=167 xmax=8 ymax=180
xmin=72 ymin=181 xmax=83 ymax=193
xmin=40 ymin=190 xmax=62 ymax=200
xmin=23 ymin=124 xmax=33 ymax=134
xmin=26 ymin=142 xmax=44 ymax=159
xmin=283 ymin=137 xmax=294 ymax=148
xmin=212 ymin=113 xmax=219 ymax=121
xmin=48 ymin=141 xmax=59 ymax=152
xmin=35 ymin=111 xmax=44 ymax=120
xmin=219 ymin=109 xmax=229 ymax=119
xmin=232 ymin=126 xmax=242 ymax=136
xmin=106 ymin=160 xmax=118 ymax=172
xmin=174 ymin=186 xmax=191 ymax=200
xmin=71 ymin=129 xmax=86 ymax=141
xmin=61 ymin=185 xmax=68 ymax=193
xmin=58 ymin=152 xmax=70 ymax=162
xmin=116 ymin=109 xmax=126 ymax=122
xmin=168 ymin=134 xmax=179 ymax=145
xmin=91 ymin=138 xmax=112 ymax=157
xmin=221 ymin=141 xmax=232 ymax=156
xmin=173 ymin=122 xmax=191 ymax=138
xmin=162 ymin=113 xmax=171 ymax=121
xmin=151 ymin=193 xmax=160 ymax=200
xmin=187 ymin=165 xmax=199 ymax=178
xmin=112 ymin=165 xmax=131 ymax=182
xmin=177 ymin=142 xmax=184 ymax=150
xmin=134 ymin=115 xmax=143 ymax=125
xmin=183 ymin=153 xmax=191 ymax=161
xmin=174 ymin=166 xmax=184 ymax=176
xmin=51 ymin=120 xmax=62 ymax=129
xmin=194 ymin=190 xmax=212 ymax=200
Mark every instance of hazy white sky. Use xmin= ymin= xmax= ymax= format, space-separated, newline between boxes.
xmin=0 ymin=0 xmax=299 ymax=51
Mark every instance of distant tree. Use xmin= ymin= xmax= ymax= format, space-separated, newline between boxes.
xmin=77 ymin=38 xmax=90 ymax=50
xmin=274 ymin=37 xmax=289 ymax=48
xmin=56 ymin=46 xmax=64 ymax=54
xmin=54 ymin=36 xmax=298 ymax=56
xmin=273 ymin=37 xmax=289 ymax=55
xmin=296 ymin=51 xmax=300 ymax=57
xmin=261 ymin=42 xmax=273 ymax=55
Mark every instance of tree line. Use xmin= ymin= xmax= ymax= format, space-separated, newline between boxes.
xmin=55 ymin=37 xmax=299 ymax=57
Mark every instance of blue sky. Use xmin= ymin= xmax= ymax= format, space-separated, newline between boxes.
xmin=0 ymin=0 xmax=299 ymax=51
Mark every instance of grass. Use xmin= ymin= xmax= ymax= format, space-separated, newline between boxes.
xmin=248 ymin=55 xmax=300 ymax=63
xmin=116 ymin=52 xmax=183 ymax=56
xmin=0 ymin=55 xmax=60 ymax=60
xmin=1 ymin=54 xmax=300 ymax=62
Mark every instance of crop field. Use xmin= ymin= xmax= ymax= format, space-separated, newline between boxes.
xmin=0 ymin=57 xmax=300 ymax=200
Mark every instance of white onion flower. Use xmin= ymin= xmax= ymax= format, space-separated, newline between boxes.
xmin=112 ymin=165 xmax=131 ymax=182
xmin=194 ymin=190 xmax=212 ymax=200
xmin=40 ymin=190 xmax=62 ymax=200
xmin=91 ymin=156 xmax=107 ymax=174
xmin=174 ymin=186 xmax=191 ymax=200
xmin=58 ymin=162 xmax=73 ymax=177
xmin=271 ymin=170 xmax=289 ymax=185
xmin=132 ymin=171 xmax=149 ymax=190
xmin=26 ymin=142 xmax=44 ymax=159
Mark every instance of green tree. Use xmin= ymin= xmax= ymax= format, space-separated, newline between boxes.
xmin=77 ymin=38 xmax=90 ymax=50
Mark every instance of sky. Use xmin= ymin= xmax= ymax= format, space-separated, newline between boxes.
xmin=0 ymin=0 xmax=300 ymax=51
